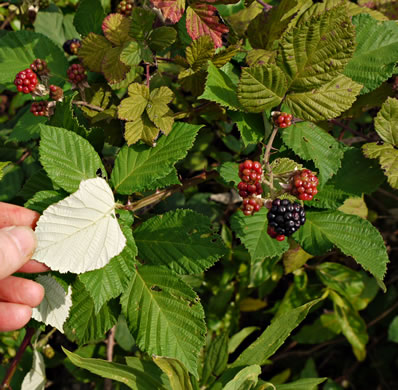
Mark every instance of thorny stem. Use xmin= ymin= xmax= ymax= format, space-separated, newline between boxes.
xmin=145 ymin=64 xmax=150 ymax=88
xmin=330 ymin=119 xmax=373 ymax=141
xmin=104 ymin=326 xmax=116 ymax=390
xmin=1 ymin=328 xmax=35 ymax=390
xmin=122 ymin=171 xmax=219 ymax=213
xmin=263 ymin=125 xmax=279 ymax=193
xmin=0 ymin=11 xmax=15 ymax=30
xmin=73 ymin=101 xmax=104 ymax=112
xmin=15 ymin=150 xmax=31 ymax=165
xmin=255 ymin=0 xmax=272 ymax=11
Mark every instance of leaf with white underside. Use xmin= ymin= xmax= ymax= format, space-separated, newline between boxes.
xmin=21 ymin=350 xmax=46 ymax=390
xmin=294 ymin=210 xmax=389 ymax=281
xmin=231 ymin=208 xmax=289 ymax=261
xmin=33 ymin=178 xmax=126 ymax=274
xmin=39 ymin=124 xmax=105 ymax=193
xmin=134 ymin=209 xmax=227 ymax=274
xmin=285 ymin=75 xmax=362 ymax=121
xmin=282 ymin=122 xmax=344 ymax=183
xmin=121 ymin=265 xmax=206 ymax=377
xmin=31 ymin=275 xmax=72 ymax=332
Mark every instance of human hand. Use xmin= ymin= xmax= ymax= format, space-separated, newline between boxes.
xmin=0 ymin=202 xmax=49 ymax=332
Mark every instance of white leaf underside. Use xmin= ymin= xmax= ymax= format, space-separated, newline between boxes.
xmin=33 ymin=178 xmax=126 ymax=274
xmin=31 ymin=275 xmax=72 ymax=332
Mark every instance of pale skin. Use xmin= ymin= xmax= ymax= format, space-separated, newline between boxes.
xmin=0 ymin=202 xmax=49 ymax=332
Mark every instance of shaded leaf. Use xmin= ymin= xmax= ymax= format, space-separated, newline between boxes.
xmin=79 ymin=33 xmax=112 ymax=73
xmin=74 ymin=0 xmax=105 ymax=36
xmin=374 ymin=97 xmax=398 ymax=146
xmin=102 ymin=13 xmax=131 ymax=46
xmin=150 ymin=0 xmax=185 ymax=23
xmin=153 ymin=356 xmax=193 ymax=390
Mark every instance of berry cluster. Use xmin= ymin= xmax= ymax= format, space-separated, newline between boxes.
xmin=63 ymin=39 xmax=81 ymax=55
xmin=30 ymin=58 xmax=48 ymax=76
xmin=14 ymin=69 xmax=38 ymax=94
xmin=30 ymin=101 xmax=48 ymax=116
xmin=117 ymin=0 xmax=133 ymax=16
xmin=67 ymin=63 xmax=86 ymax=84
xmin=238 ymin=160 xmax=263 ymax=215
xmin=291 ymin=169 xmax=318 ymax=201
xmin=274 ymin=112 xmax=292 ymax=128
xmin=49 ymin=85 xmax=63 ymax=101
xmin=241 ymin=197 xmax=262 ymax=216
xmin=267 ymin=198 xmax=306 ymax=241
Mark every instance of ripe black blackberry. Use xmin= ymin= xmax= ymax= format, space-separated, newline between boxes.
xmin=63 ymin=39 xmax=81 ymax=55
xmin=267 ymin=198 xmax=306 ymax=240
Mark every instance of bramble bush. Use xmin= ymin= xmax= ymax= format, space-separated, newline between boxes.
xmin=1 ymin=0 xmax=398 ymax=388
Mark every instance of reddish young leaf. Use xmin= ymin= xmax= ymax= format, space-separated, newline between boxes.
xmin=150 ymin=0 xmax=185 ymax=23
xmin=186 ymin=4 xmax=229 ymax=48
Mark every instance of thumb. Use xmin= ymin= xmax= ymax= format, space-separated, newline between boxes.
xmin=0 ymin=226 xmax=37 ymax=280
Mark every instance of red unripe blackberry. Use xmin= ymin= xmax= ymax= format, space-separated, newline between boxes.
xmin=63 ymin=39 xmax=81 ymax=55
xmin=273 ymin=112 xmax=292 ymax=128
xmin=30 ymin=101 xmax=48 ymax=116
xmin=30 ymin=58 xmax=49 ymax=76
xmin=117 ymin=0 xmax=134 ymax=16
xmin=238 ymin=159 xmax=262 ymax=184
xmin=290 ymin=169 xmax=318 ymax=201
xmin=67 ymin=63 xmax=86 ymax=83
xmin=14 ymin=69 xmax=38 ymax=94
xmin=241 ymin=196 xmax=262 ymax=216
xmin=49 ymin=85 xmax=63 ymax=101
xmin=267 ymin=198 xmax=306 ymax=239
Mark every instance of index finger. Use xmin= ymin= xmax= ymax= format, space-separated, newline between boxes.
xmin=0 ymin=203 xmax=40 ymax=229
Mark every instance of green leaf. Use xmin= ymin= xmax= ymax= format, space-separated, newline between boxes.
xmin=374 ymin=96 xmax=398 ymax=146
xmin=0 ymin=164 xmax=24 ymax=202
xmin=102 ymin=13 xmax=131 ymax=46
xmin=199 ymin=62 xmax=241 ymax=110
xmin=120 ymin=265 xmax=206 ymax=377
xmin=34 ymin=6 xmax=79 ymax=48
xmin=231 ymin=208 xmax=289 ymax=261
xmin=344 ymin=14 xmax=398 ymax=94
xmin=228 ymin=327 xmax=260 ymax=354
xmin=231 ymin=298 xmax=323 ymax=367
xmin=223 ymin=365 xmax=261 ymax=390
xmin=65 ymin=279 xmax=118 ymax=344
xmin=362 ymin=142 xmax=398 ymax=189
xmin=282 ymin=122 xmax=344 ymax=183
xmin=79 ymin=222 xmax=137 ymax=313
xmin=21 ymin=350 xmax=46 ymax=390
xmin=0 ymin=31 xmax=68 ymax=86
xmin=24 ymin=190 xmax=66 ymax=214
xmin=33 ymin=178 xmax=127 ymax=274
xmin=388 ymin=316 xmax=398 ymax=343
xmin=147 ymin=86 xmax=174 ymax=122
xmin=124 ymin=115 xmax=159 ymax=146
xmin=118 ymin=83 xmax=149 ymax=121
xmin=295 ymin=210 xmax=389 ymax=281
xmin=185 ymin=35 xmax=215 ymax=71
xmin=276 ymin=378 xmax=327 ymax=390
xmin=148 ymin=27 xmax=177 ymax=51
xmin=39 ymin=124 xmax=105 ymax=193
xmin=329 ymin=291 xmax=368 ymax=361
xmin=276 ymin=7 xmax=355 ymax=91
xmin=153 ymin=356 xmax=193 ymax=390
xmin=228 ymin=111 xmax=264 ymax=147
xmin=0 ymin=161 xmax=11 ymax=181
xmin=130 ymin=8 xmax=156 ymax=41
xmin=102 ymin=46 xmax=130 ymax=83
xmin=329 ymin=147 xmax=386 ymax=195
xmin=31 ymin=275 xmax=72 ymax=332
xmin=202 ymin=333 xmax=229 ymax=385
xmin=111 ymin=122 xmax=201 ymax=194
xmin=74 ymin=0 xmax=105 ymax=36
xmin=120 ymin=41 xmax=143 ymax=66
xmin=18 ymin=169 xmax=55 ymax=200
xmin=285 ymin=75 xmax=362 ymax=121
xmin=134 ymin=209 xmax=226 ymax=275
xmin=271 ymin=158 xmax=303 ymax=176
xmin=238 ymin=64 xmax=288 ymax=113
xmin=311 ymin=184 xmax=349 ymax=210
xmin=79 ymin=33 xmax=112 ymax=73
xmin=63 ymin=348 xmax=169 ymax=390
xmin=9 ymin=107 xmax=46 ymax=142
xmin=218 ymin=162 xmax=240 ymax=186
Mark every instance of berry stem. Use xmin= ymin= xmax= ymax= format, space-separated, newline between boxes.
xmin=263 ymin=125 xmax=279 ymax=192
xmin=73 ymin=101 xmax=104 ymax=112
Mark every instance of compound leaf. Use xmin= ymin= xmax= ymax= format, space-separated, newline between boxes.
xmin=238 ymin=64 xmax=288 ymax=113
xmin=111 ymin=122 xmax=201 ymax=194
xmin=102 ymin=46 xmax=130 ymax=83
xmin=186 ymin=4 xmax=229 ymax=48
xmin=118 ymin=83 xmax=149 ymax=121
xmin=231 ymin=208 xmax=289 ymax=261
xmin=294 ymin=210 xmax=389 ymax=281
xmin=148 ymin=27 xmax=177 ymax=51
xmin=282 ymin=122 xmax=343 ymax=183
xmin=79 ymin=33 xmax=112 ymax=73
xmin=150 ymin=0 xmax=185 ymax=23
xmin=147 ymin=86 xmax=174 ymax=122
xmin=33 ymin=178 xmax=126 ymax=274
xmin=344 ymin=14 xmax=398 ymax=94
xmin=120 ymin=265 xmax=206 ymax=377
xmin=102 ymin=13 xmax=131 ymax=46
xmin=39 ymin=124 xmax=105 ymax=193
xmin=124 ymin=115 xmax=159 ymax=146
xmin=31 ymin=275 xmax=72 ymax=332
xmin=134 ymin=209 xmax=227 ymax=274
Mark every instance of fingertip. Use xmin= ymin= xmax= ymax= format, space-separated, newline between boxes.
xmin=0 ymin=303 xmax=32 ymax=332
xmin=31 ymin=282 xmax=45 ymax=308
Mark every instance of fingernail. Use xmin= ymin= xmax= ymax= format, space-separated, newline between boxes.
xmin=5 ymin=226 xmax=37 ymax=258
